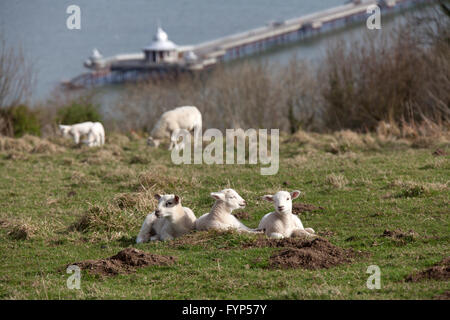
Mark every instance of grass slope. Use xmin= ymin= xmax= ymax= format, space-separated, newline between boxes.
xmin=0 ymin=131 xmax=448 ymax=299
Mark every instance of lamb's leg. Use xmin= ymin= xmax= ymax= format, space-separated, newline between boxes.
xmin=136 ymin=212 xmax=157 ymax=244
xmin=171 ymin=128 xmax=189 ymax=151
xmin=269 ymin=232 xmax=284 ymax=239
xmin=159 ymin=233 xmax=174 ymax=241
xmin=72 ymin=132 xmax=80 ymax=145
xmin=304 ymin=228 xmax=315 ymax=234
xmin=291 ymin=229 xmax=315 ymax=238
xmin=193 ymin=124 xmax=202 ymax=146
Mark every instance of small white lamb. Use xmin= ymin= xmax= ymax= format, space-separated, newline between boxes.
xmin=147 ymin=106 xmax=202 ymax=151
xmin=195 ymin=189 xmax=259 ymax=233
xmin=136 ymin=194 xmax=196 ymax=243
xmin=258 ymin=190 xmax=315 ymax=239
xmin=59 ymin=121 xmax=105 ymax=147
xmin=83 ymin=122 xmax=105 ymax=147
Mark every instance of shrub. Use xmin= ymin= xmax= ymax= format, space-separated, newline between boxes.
xmin=1 ymin=105 xmax=41 ymax=137
xmin=56 ymin=102 xmax=101 ymax=125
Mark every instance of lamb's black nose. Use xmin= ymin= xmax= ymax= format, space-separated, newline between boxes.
xmin=278 ymin=206 xmax=284 ymax=211
xmin=155 ymin=210 xmax=161 ymax=218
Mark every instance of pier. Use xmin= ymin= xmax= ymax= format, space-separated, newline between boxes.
xmin=63 ymin=0 xmax=433 ymax=89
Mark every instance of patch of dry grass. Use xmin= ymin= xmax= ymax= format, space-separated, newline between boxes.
xmin=0 ymin=219 xmax=37 ymax=240
xmin=69 ymin=203 xmax=141 ymax=235
xmin=0 ymin=134 xmax=64 ymax=154
xmin=325 ymin=173 xmax=349 ymax=189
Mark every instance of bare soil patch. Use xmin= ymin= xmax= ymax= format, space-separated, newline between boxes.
xmin=69 ymin=248 xmax=177 ymax=276
xmin=382 ymin=229 xmax=418 ymax=244
xmin=432 ymin=148 xmax=447 ymax=156
xmin=292 ymin=203 xmax=324 ymax=215
xmin=170 ymin=231 xmax=359 ymax=270
xmin=405 ymin=257 xmax=450 ymax=282
xmin=265 ymin=237 xmax=355 ymax=270
xmin=433 ymin=291 xmax=450 ymax=300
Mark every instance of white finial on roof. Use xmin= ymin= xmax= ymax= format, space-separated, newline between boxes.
xmin=143 ymin=26 xmax=177 ymax=51
xmin=91 ymin=48 xmax=103 ymax=60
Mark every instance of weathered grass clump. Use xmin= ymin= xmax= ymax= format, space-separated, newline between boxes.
xmin=325 ymin=173 xmax=349 ymax=189
xmin=390 ymin=179 xmax=448 ymax=198
xmin=69 ymin=203 xmax=141 ymax=234
xmin=1 ymin=219 xmax=37 ymax=240
xmin=137 ymin=166 xmax=188 ymax=192
xmin=113 ymin=191 xmax=157 ymax=212
xmin=0 ymin=134 xmax=64 ymax=154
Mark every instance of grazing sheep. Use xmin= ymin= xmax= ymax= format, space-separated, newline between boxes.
xmin=258 ymin=190 xmax=315 ymax=239
xmin=83 ymin=122 xmax=105 ymax=147
xmin=147 ymin=106 xmax=202 ymax=150
xmin=136 ymin=194 xmax=196 ymax=243
xmin=195 ymin=189 xmax=259 ymax=233
xmin=59 ymin=121 xmax=105 ymax=147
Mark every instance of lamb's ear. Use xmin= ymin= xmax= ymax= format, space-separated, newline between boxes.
xmin=154 ymin=194 xmax=162 ymax=201
xmin=290 ymin=190 xmax=301 ymax=199
xmin=262 ymin=195 xmax=274 ymax=202
xmin=173 ymin=195 xmax=180 ymax=205
xmin=210 ymin=192 xmax=226 ymax=202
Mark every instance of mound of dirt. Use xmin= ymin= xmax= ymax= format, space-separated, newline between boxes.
xmin=69 ymin=248 xmax=177 ymax=276
xmin=433 ymin=291 xmax=450 ymax=300
xmin=405 ymin=257 xmax=450 ymax=282
xmin=432 ymin=148 xmax=447 ymax=156
xmin=266 ymin=237 xmax=355 ymax=270
xmin=292 ymin=203 xmax=324 ymax=215
xmin=382 ymin=229 xmax=418 ymax=243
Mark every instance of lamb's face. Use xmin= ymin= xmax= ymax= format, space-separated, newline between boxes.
xmin=263 ymin=190 xmax=301 ymax=214
xmin=154 ymin=194 xmax=181 ymax=219
xmin=147 ymin=137 xmax=160 ymax=147
xmin=59 ymin=125 xmax=71 ymax=138
xmin=211 ymin=189 xmax=246 ymax=210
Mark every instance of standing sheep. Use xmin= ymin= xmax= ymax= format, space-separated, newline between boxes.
xmin=59 ymin=121 xmax=94 ymax=145
xmin=136 ymin=194 xmax=196 ymax=243
xmin=83 ymin=122 xmax=105 ymax=147
xmin=59 ymin=121 xmax=105 ymax=147
xmin=195 ymin=189 xmax=259 ymax=233
xmin=147 ymin=106 xmax=202 ymax=151
xmin=258 ymin=190 xmax=315 ymax=239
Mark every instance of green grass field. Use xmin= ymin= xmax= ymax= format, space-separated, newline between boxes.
xmin=0 ymin=130 xmax=448 ymax=299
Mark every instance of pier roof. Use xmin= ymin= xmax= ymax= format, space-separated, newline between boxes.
xmin=143 ymin=27 xmax=177 ymax=51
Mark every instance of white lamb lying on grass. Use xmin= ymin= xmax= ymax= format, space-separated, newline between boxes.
xmin=136 ymin=194 xmax=196 ymax=243
xmin=195 ymin=189 xmax=260 ymax=233
xmin=59 ymin=121 xmax=105 ymax=147
xmin=258 ymin=190 xmax=316 ymax=239
xmin=147 ymin=105 xmax=202 ymax=151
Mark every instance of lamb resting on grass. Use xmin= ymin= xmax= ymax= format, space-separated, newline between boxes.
xmin=195 ymin=189 xmax=260 ymax=233
xmin=136 ymin=194 xmax=196 ymax=243
xmin=59 ymin=121 xmax=105 ymax=147
xmin=147 ymin=106 xmax=202 ymax=151
xmin=258 ymin=190 xmax=316 ymax=239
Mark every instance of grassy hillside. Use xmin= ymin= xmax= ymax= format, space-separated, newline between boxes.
xmin=0 ymin=129 xmax=448 ymax=299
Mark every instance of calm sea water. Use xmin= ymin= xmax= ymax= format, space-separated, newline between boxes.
xmin=0 ymin=0 xmax=415 ymax=102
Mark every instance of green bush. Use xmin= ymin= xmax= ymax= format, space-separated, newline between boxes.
xmin=56 ymin=102 xmax=102 ymax=125
xmin=8 ymin=105 xmax=41 ymax=137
